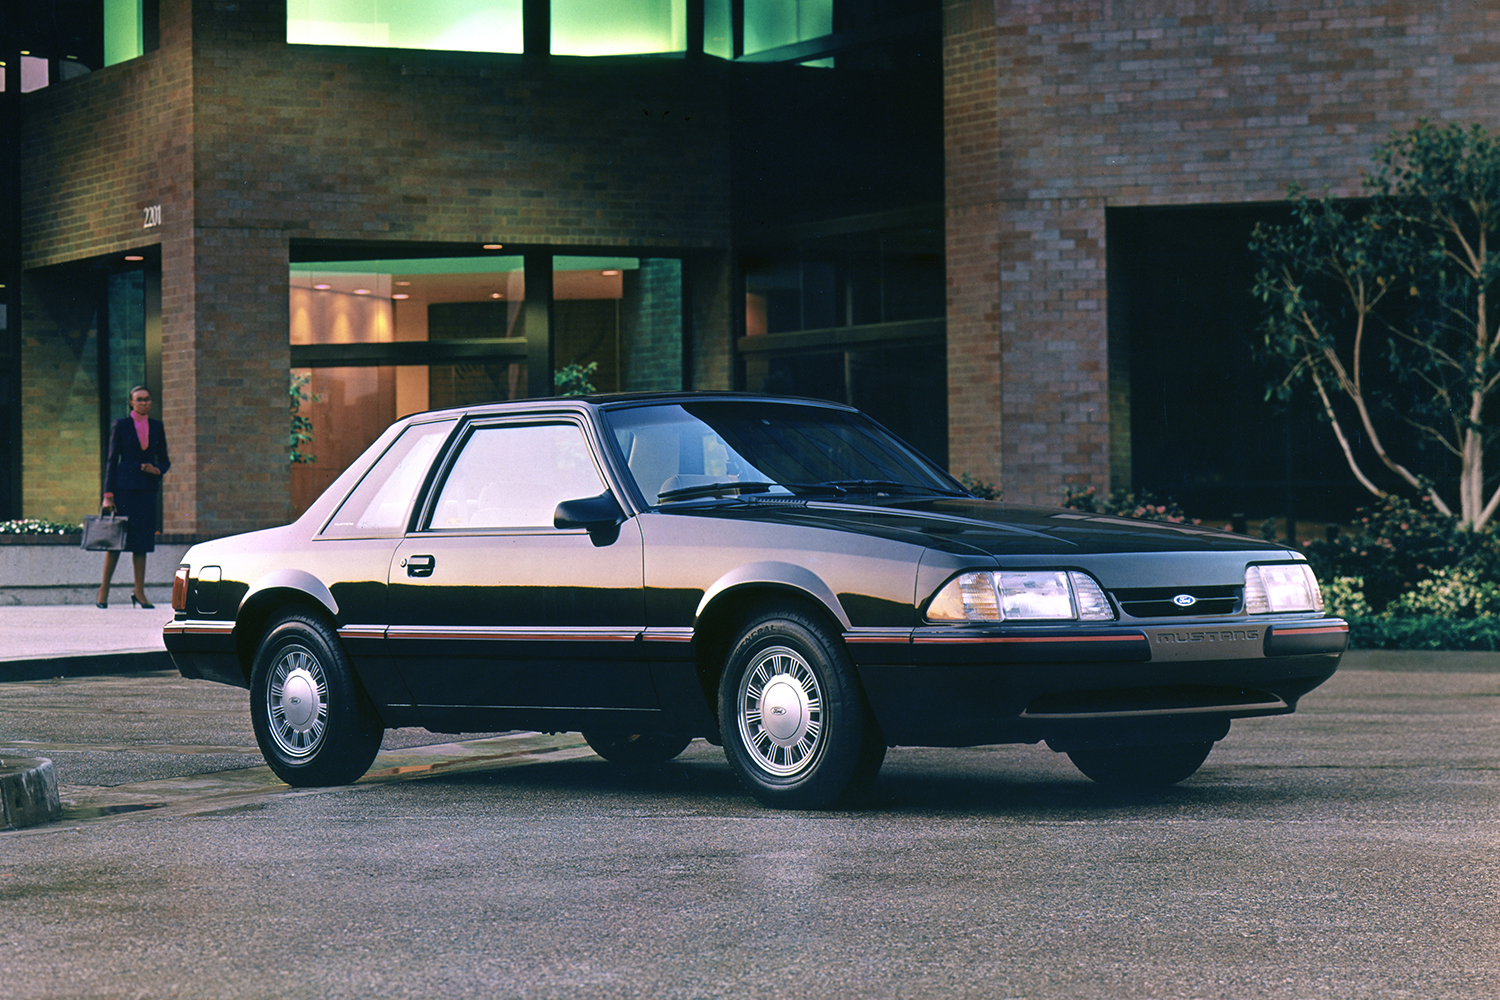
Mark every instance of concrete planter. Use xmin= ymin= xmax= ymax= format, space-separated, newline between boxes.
xmin=0 ymin=536 xmax=192 ymax=606
xmin=0 ymin=757 xmax=61 ymax=830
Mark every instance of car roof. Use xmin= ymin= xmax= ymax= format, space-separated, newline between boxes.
xmin=406 ymin=391 xmax=862 ymax=424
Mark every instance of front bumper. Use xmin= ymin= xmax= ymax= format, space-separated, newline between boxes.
xmin=850 ymin=617 xmax=1347 ymax=747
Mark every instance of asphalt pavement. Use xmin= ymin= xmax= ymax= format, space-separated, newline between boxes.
xmin=4 ymin=657 xmax=1499 ymax=999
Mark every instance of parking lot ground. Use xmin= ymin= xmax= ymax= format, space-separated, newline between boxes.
xmin=2 ymin=656 xmax=1498 ymax=1000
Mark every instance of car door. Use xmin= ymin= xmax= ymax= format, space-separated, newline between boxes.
xmin=385 ymin=417 xmax=654 ymax=732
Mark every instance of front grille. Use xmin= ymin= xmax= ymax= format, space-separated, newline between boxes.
xmin=1112 ymin=585 xmax=1241 ymax=618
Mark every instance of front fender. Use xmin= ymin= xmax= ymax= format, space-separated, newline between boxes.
xmin=696 ymin=560 xmax=851 ymax=630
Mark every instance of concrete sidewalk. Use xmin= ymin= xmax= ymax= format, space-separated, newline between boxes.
xmin=0 ymin=603 xmax=174 ymax=682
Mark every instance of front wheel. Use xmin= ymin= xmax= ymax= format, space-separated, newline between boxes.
xmin=250 ymin=612 xmax=384 ymax=787
xmin=719 ymin=609 xmax=885 ymax=809
xmin=1067 ymin=742 xmax=1213 ymax=790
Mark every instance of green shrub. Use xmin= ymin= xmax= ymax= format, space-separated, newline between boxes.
xmin=1383 ymin=565 xmax=1500 ymax=619
xmin=0 ymin=518 xmax=79 ymax=535
xmin=958 ymin=473 xmax=999 ymax=500
xmin=1323 ymin=576 xmax=1374 ymax=619
xmin=1060 ymin=485 xmax=1197 ymax=524
xmin=554 ymin=362 xmax=598 ymax=396
xmin=1346 ymin=615 xmax=1500 ymax=651
xmin=1302 ymin=495 xmax=1500 ymax=614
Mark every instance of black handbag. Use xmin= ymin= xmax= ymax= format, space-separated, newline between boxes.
xmin=81 ymin=513 xmax=129 ymax=552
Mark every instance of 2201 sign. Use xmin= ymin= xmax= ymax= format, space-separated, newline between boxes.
xmin=142 ymin=203 xmax=162 ymax=229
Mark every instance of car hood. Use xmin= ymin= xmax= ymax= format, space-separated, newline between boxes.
xmin=668 ymin=496 xmax=1300 ymax=559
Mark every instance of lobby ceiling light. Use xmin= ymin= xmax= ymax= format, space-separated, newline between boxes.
xmin=313 ymin=283 xmax=332 ymax=290
xmin=392 ymin=293 xmax=410 ymax=300
xmin=483 ymin=243 xmax=504 ymax=250
xmin=124 ymin=255 xmax=145 ymax=262
xmin=354 ymin=288 xmax=371 ymax=295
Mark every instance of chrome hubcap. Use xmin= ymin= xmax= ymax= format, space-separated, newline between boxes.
xmin=737 ymin=645 xmax=823 ymax=777
xmin=267 ymin=647 xmax=328 ymax=759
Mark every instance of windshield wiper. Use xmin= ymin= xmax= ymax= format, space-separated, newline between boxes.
xmin=656 ymin=481 xmax=784 ymax=503
xmin=813 ymin=479 xmax=970 ymax=498
xmin=656 ymin=479 xmax=966 ymax=504
xmin=656 ymin=480 xmax=847 ymax=504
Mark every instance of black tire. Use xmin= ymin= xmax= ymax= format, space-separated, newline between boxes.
xmin=582 ymin=732 xmax=694 ymax=766
xmin=1067 ymin=742 xmax=1213 ymax=790
xmin=249 ymin=612 xmax=384 ymax=787
xmin=718 ymin=609 xmax=885 ymax=809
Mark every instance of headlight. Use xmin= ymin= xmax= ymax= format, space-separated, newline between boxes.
xmin=1244 ymin=563 xmax=1324 ymax=614
xmin=926 ymin=570 xmax=1115 ymax=622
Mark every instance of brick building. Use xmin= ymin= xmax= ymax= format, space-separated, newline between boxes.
xmin=4 ymin=1 xmax=1499 ymax=539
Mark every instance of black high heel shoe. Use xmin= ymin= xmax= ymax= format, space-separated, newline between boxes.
xmin=131 ymin=595 xmax=154 ymax=609
xmin=96 ymin=601 xmax=108 ymax=609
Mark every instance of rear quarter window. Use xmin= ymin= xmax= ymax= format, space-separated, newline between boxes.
xmin=321 ymin=419 xmax=456 ymax=537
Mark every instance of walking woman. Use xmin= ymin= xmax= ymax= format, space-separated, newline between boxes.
xmin=97 ymin=386 xmax=171 ymax=609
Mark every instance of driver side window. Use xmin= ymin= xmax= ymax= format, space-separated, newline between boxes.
xmin=428 ymin=423 xmax=606 ymax=529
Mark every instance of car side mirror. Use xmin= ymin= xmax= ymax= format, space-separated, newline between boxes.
xmin=554 ymin=491 xmax=624 ymax=545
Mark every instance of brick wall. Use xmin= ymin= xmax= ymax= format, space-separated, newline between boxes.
xmin=952 ymin=0 xmax=1500 ymax=503
xmin=621 ymin=259 xmax=685 ymax=392
xmin=944 ymin=0 xmax=1005 ymax=491
xmin=689 ymin=252 xmax=733 ymax=391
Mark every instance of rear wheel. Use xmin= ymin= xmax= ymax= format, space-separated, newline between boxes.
xmin=719 ymin=609 xmax=885 ymax=809
xmin=249 ymin=612 xmax=384 ymax=787
xmin=582 ymin=732 xmax=694 ymax=766
xmin=1067 ymin=742 xmax=1213 ymax=790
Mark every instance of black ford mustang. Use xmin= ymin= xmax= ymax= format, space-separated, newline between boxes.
xmin=165 ymin=393 xmax=1346 ymax=807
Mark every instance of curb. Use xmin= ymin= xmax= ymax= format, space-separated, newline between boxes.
xmin=1 ymin=757 xmax=61 ymax=830
xmin=0 ymin=650 xmax=175 ymax=684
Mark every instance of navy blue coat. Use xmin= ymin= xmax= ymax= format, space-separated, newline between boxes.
xmin=104 ymin=416 xmax=171 ymax=495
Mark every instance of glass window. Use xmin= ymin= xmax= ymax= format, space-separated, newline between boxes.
xmin=289 ymin=361 xmax=529 ymax=517
xmin=744 ymin=0 xmax=833 ymax=55
xmin=105 ymin=0 xmax=146 ymax=66
xmin=288 ymin=0 xmax=524 ymax=54
xmin=322 ymin=419 xmax=457 ymax=537
xmin=606 ymin=400 xmax=955 ymax=507
xmin=743 ymin=343 xmax=948 ymax=468
xmin=428 ymin=423 xmax=605 ymax=529
xmin=553 ymin=256 xmax=682 ymax=394
xmin=291 ymin=257 xmax=525 ymax=349
xmin=289 ymin=251 xmax=683 ymax=517
xmin=704 ymin=0 xmax=733 ymax=59
xmin=21 ymin=55 xmax=49 ymax=93
xmin=551 ymin=0 xmax=686 ymax=57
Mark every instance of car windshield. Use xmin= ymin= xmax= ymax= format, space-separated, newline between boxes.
xmin=604 ymin=400 xmax=967 ymax=506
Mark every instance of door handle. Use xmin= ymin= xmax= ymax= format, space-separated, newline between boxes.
xmin=403 ymin=554 xmax=435 ymax=578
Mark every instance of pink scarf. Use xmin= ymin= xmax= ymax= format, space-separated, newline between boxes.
xmin=131 ymin=411 xmax=149 ymax=450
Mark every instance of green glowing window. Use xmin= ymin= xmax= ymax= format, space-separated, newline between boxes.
xmin=551 ymin=0 xmax=686 ymax=57
xmin=288 ymin=0 xmax=524 ymax=54
xmin=704 ymin=0 xmax=733 ymax=59
xmin=744 ymin=0 xmax=832 ymax=55
xmin=105 ymin=0 xmax=145 ymax=66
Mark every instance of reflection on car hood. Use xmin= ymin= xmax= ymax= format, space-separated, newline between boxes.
xmin=669 ymin=497 xmax=1298 ymax=558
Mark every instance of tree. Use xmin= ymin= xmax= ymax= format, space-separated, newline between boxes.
xmin=1252 ymin=121 xmax=1500 ymax=531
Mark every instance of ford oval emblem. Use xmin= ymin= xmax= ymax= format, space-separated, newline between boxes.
xmin=1172 ymin=594 xmax=1197 ymax=608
